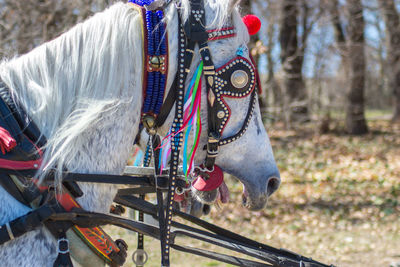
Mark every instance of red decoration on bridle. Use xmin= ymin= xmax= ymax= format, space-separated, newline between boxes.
xmin=242 ymin=15 xmax=261 ymax=35
xmin=192 ymin=164 xmax=224 ymax=191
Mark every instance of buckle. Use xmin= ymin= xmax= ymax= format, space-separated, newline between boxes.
xmin=57 ymin=238 xmax=70 ymax=254
xmin=142 ymin=115 xmax=157 ymax=135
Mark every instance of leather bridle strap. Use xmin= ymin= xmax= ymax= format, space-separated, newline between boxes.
xmin=182 ymin=0 xmax=221 ymax=170
xmin=158 ymin=9 xmax=191 ymax=266
xmin=154 ymin=78 xmax=177 ymax=128
xmin=114 ymin=194 xmax=334 ymax=267
xmin=0 ymin=170 xmax=187 ymax=189
xmin=154 ymin=4 xmax=211 ymax=264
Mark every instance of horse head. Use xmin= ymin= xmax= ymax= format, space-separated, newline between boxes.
xmin=160 ymin=0 xmax=281 ymax=211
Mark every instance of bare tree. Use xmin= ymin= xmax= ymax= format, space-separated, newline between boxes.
xmin=346 ymin=0 xmax=368 ymax=134
xmin=279 ymin=0 xmax=321 ymax=123
xmin=379 ymin=0 xmax=400 ymax=122
xmin=330 ymin=0 xmax=368 ymax=134
xmin=254 ymin=0 xmax=282 ymax=112
xmin=280 ymin=0 xmax=307 ymax=123
xmin=240 ymin=0 xmax=269 ymax=110
xmin=0 ymin=0 xmax=119 ymax=57
xmin=240 ymin=0 xmax=258 ymax=49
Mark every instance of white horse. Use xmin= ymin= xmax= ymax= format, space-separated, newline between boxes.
xmin=0 ymin=1 xmax=280 ymax=266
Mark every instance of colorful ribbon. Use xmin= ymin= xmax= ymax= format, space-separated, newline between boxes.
xmin=158 ymin=62 xmax=204 ymax=178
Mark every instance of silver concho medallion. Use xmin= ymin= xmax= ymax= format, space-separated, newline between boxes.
xmin=230 ymin=70 xmax=248 ymax=89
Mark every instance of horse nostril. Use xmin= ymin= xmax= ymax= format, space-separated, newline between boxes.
xmin=266 ymin=177 xmax=280 ymax=197
xmin=203 ymin=204 xmax=211 ymax=215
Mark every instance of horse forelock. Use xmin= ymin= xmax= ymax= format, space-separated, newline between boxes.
xmin=0 ymin=3 xmax=143 ymax=189
xmin=179 ymin=0 xmax=241 ymax=30
xmin=175 ymin=0 xmax=250 ymax=61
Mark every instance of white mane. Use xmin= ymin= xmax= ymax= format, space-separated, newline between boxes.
xmin=0 ymin=3 xmax=143 ymax=186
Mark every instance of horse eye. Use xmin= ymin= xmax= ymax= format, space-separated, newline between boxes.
xmin=231 ymin=70 xmax=248 ymax=89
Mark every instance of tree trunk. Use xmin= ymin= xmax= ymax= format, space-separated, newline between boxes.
xmin=240 ymin=0 xmax=266 ymax=109
xmin=266 ymin=22 xmax=282 ymax=108
xmin=345 ymin=0 xmax=368 ymax=134
xmin=379 ymin=0 xmax=400 ymax=122
xmin=280 ymin=0 xmax=308 ymax=122
xmin=0 ymin=0 xmax=112 ymax=57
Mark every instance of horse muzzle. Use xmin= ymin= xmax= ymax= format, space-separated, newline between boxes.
xmin=242 ymin=175 xmax=281 ymax=211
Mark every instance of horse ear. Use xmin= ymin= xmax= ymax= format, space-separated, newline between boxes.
xmin=228 ymin=0 xmax=240 ymax=13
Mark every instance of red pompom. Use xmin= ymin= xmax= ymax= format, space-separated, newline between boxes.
xmin=242 ymin=14 xmax=261 ymax=36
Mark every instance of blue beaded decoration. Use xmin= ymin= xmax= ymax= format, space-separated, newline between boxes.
xmin=130 ymin=0 xmax=168 ymax=117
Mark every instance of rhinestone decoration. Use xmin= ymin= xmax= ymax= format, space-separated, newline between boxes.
xmin=217 ymin=111 xmax=225 ymax=119
xmin=162 ymin=18 xmax=187 ymax=265
xmin=192 ymin=9 xmax=204 ymax=21
xmin=207 ymin=27 xmax=237 ymax=41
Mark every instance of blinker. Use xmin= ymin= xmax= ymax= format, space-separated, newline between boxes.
xmin=210 ymin=56 xmax=256 ymax=136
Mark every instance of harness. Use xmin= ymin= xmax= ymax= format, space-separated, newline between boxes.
xmin=0 ymin=2 xmax=335 ymax=267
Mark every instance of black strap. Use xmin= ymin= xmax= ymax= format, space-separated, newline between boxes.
xmin=114 ymin=195 xmax=333 ymax=267
xmin=54 ymin=172 xmax=186 ymax=188
xmin=182 ymin=0 xmax=222 ymax=171
xmin=0 ymin=81 xmax=47 ymax=147
xmin=136 ymin=136 xmax=159 ymax=267
xmin=53 ymin=231 xmax=73 ymax=267
xmin=183 ymin=0 xmax=208 ymax=44
xmin=0 ymin=173 xmax=27 ymax=205
xmin=154 ymin=78 xmax=177 ymax=128
xmin=0 ymin=205 xmax=54 ymax=245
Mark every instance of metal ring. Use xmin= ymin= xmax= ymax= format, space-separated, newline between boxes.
xmin=175 ymin=186 xmax=185 ymax=195
xmin=57 ymin=238 xmax=70 ymax=254
xmin=132 ymin=249 xmax=148 ymax=266
xmin=5 ymin=223 xmax=14 ymax=240
xmin=195 ymin=165 xmax=214 ymax=173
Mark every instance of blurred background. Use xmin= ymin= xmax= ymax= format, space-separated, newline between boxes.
xmin=1 ymin=0 xmax=399 ymax=266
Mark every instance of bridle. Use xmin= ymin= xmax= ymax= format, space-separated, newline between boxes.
xmin=133 ymin=0 xmax=260 ymax=265
xmin=181 ymin=1 xmax=257 ymax=170
xmin=138 ymin=0 xmax=259 ymax=178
